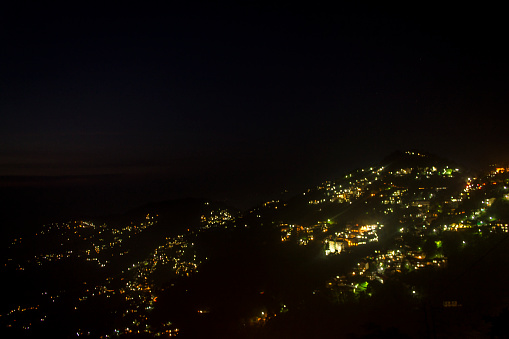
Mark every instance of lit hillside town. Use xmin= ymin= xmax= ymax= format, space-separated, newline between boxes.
xmin=2 ymin=151 xmax=509 ymax=338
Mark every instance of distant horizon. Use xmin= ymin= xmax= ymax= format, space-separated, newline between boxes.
xmin=0 ymin=149 xmax=504 ymax=229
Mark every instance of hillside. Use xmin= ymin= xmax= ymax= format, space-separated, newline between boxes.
xmin=2 ymin=151 xmax=509 ymax=338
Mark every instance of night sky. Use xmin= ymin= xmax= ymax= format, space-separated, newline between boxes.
xmin=1 ymin=3 xmax=508 ymax=215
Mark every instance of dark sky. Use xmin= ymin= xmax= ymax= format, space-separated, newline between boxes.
xmin=1 ymin=3 xmax=508 ymax=213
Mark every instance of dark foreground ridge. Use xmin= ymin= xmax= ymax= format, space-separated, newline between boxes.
xmin=2 ymin=150 xmax=509 ymax=338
